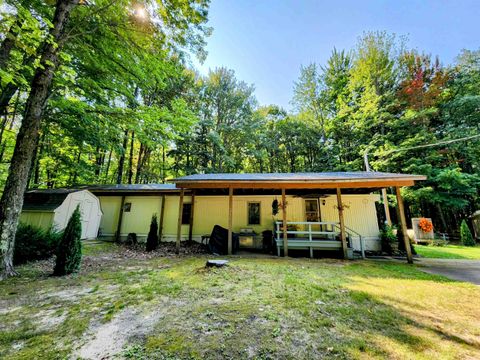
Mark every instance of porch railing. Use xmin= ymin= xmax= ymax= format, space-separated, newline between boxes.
xmin=275 ymin=221 xmax=339 ymax=241
xmin=274 ymin=221 xmax=365 ymax=258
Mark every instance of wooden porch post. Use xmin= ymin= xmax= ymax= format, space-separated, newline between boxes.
xmin=115 ymin=195 xmax=126 ymax=243
xmin=395 ymin=186 xmax=413 ymax=264
xmin=382 ymin=188 xmax=392 ymax=226
xmin=228 ymin=187 xmax=233 ymax=255
xmin=188 ymin=191 xmax=195 ymax=242
xmin=176 ymin=189 xmax=184 ymax=254
xmin=336 ymin=188 xmax=348 ymax=259
xmin=282 ymin=188 xmax=288 ymax=257
xmin=158 ymin=194 xmax=166 ymax=241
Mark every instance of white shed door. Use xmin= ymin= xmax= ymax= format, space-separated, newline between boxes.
xmin=80 ymin=198 xmax=93 ymax=239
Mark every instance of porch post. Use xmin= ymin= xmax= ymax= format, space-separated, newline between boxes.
xmin=382 ymin=188 xmax=392 ymax=226
xmin=158 ymin=194 xmax=166 ymax=241
xmin=176 ymin=188 xmax=184 ymax=254
xmin=115 ymin=195 xmax=126 ymax=243
xmin=395 ymin=186 xmax=413 ymax=264
xmin=336 ymin=188 xmax=348 ymax=259
xmin=188 ymin=191 xmax=195 ymax=242
xmin=282 ymin=188 xmax=288 ymax=257
xmin=228 ymin=187 xmax=233 ymax=255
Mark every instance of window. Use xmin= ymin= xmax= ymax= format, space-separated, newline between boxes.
xmin=182 ymin=203 xmax=192 ymax=225
xmin=123 ymin=202 xmax=132 ymax=212
xmin=305 ymin=199 xmax=319 ymax=222
xmin=248 ymin=202 xmax=261 ymax=225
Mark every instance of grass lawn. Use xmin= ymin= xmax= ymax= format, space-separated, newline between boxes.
xmin=415 ymin=244 xmax=480 ymax=259
xmin=1 ymin=243 xmax=479 ymax=359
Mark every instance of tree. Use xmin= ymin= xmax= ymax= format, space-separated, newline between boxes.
xmin=0 ymin=0 xmax=80 ymax=279
xmin=460 ymin=220 xmax=475 ymax=246
xmin=53 ymin=205 xmax=82 ymax=275
xmin=0 ymin=0 xmax=211 ymax=279
xmin=146 ymin=214 xmax=159 ymax=252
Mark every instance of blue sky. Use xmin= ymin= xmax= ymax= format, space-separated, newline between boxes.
xmin=194 ymin=0 xmax=480 ymax=109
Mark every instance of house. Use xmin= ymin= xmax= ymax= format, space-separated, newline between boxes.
xmin=20 ymin=189 xmax=102 ymax=239
xmin=21 ymin=172 xmax=426 ymax=262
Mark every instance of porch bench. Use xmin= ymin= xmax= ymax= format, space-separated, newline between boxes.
xmin=275 ymin=238 xmax=343 ymax=258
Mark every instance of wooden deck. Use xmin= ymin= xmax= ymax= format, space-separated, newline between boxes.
xmin=274 ymin=221 xmax=364 ymax=258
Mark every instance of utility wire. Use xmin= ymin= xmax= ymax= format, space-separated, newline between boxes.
xmin=364 ymin=133 xmax=480 ymax=171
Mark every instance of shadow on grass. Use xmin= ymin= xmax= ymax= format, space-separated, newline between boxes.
xmin=1 ymin=256 xmax=479 ymax=359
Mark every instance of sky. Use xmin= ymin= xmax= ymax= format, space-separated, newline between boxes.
xmin=194 ymin=0 xmax=480 ymax=110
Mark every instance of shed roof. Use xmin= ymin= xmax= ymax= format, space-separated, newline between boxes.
xmin=23 ymin=189 xmax=79 ymax=211
xmin=172 ymin=172 xmax=426 ymax=189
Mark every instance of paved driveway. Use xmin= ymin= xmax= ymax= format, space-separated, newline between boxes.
xmin=415 ymin=258 xmax=480 ymax=285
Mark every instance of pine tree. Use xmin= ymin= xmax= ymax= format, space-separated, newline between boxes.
xmin=460 ymin=220 xmax=475 ymax=246
xmin=54 ymin=205 xmax=82 ymax=275
xmin=146 ymin=214 xmax=159 ymax=252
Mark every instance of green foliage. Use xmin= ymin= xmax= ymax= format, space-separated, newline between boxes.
xmin=380 ymin=225 xmax=397 ymax=254
xmin=13 ymin=223 xmax=62 ymax=265
xmin=460 ymin=220 xmax=475 ymax=246
xmin=146 ymin=214 xmax=159 ymax=252
xmin=1 ymin=4 xmax=480 ymax=241
xmin=54 ymin=206 xmax=82 ymax=276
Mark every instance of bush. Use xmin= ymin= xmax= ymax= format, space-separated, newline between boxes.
xmin=14 ymin=223 xmax=62 ymax=265
xmin=380 ymin=225 xmax=397 ymax=254
xmin=460 ymin=220 xmax=475 ymax=246
xmin=146 ymin=214 xmax=159 ymax=252
xmin=54 ymin=206 xmax=82 ymax=276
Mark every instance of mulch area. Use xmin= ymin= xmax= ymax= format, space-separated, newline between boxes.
xmin=22 ymin=241 xmax=210 ymax=278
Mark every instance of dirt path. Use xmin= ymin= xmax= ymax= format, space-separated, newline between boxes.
xmin=72 ymin=298 xmax=184 ymax=359
xmin=416 ymin=258 xmax=480 ymax=285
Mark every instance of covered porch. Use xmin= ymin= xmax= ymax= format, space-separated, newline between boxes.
xmin=172 ymin=172 xmax=426 ymax=263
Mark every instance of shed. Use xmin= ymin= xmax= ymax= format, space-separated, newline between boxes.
xmin=21 ymin=189 xmax=102 ymax=239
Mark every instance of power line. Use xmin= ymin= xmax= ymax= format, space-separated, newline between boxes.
xmin=364 ymin=133 xmax=480 ymax=171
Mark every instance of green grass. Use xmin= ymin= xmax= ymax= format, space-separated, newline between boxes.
xmin=416 ymin=244 xmax=480 ymax=259
xmin=0 ymin=243 xmax=479 ymax=359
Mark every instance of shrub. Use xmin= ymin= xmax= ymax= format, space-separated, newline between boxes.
xmin=146 ymin=214 xmax=159 ymax=252
xmin=14 ymin=223 xmax=62 ymax=265
xmin=380 ymin=225 xmax=397 ymax=254
xmin=126 ymin=233 xmax=138 ymax=247
xmin=460 ymin=220 xmax=475 ymax=246
xmin=54 ymin=206 xmax=82 ymax=276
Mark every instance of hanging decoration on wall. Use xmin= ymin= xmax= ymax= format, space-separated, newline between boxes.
xmin=272 ymin=199 xmax=279 ymax=216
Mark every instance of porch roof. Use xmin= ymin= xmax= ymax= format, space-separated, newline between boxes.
xmin=171 ymin=171 xmax=426 ymax=190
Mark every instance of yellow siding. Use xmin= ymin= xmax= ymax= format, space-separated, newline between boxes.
xmin=320 ymin=194 xmax=380 ymax=238
xmin=121 ymin=195 xmax=171 ymax=236
xmin=97 ymin=196 xmax=122 ymax=236
xmin=162 ymin=195 xmax=192 ymax=240
xmin=20 ymin=211 xmax=54 ymax=230
xmin=96 ymin=193 xmax=381 ymax=248
xmin=188 ymin=195 xmax=304 ymax=236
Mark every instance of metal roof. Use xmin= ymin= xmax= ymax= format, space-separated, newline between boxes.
xmin=84 ymin=183 xmax=180 ymax=192
xmin=23 ymin=189 xmax=80 ymax=211
xmin=172 ymin=172 xmax=427 ymax=183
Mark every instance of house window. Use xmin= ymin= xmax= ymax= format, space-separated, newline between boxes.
xmin=305 ymin=199 xmax=319 ymax=222
xmin=248 ymin=202 xmax=261 ymax=225
xmin=123 ymin=202 xmax=132 ymax=212
xmin=182 ymin=203 xmax=192 ymax=225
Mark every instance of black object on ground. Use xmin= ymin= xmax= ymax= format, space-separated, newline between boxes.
xmin=206 ymin=259 xmax=229 ymax=267
xmin=208 ymin=225 xmax=239 ymax=255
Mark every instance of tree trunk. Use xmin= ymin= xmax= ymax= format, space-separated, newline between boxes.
xmin=116 ymin=129 xmax=129 ymax=184
xmin=0 ymin=18 xmax=21 ymax=70
xmin=0 ymin=0 xmax=79 ymax=280
xmin=94 ymin=146 xmax=102 ymax=179
xmin=134 ymin=142 xmax=144 ymax=184
xmin=127 ymin=130 xmax=134 ymax=184
xmin=103 ymin=149 xmax=112 ymax=184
